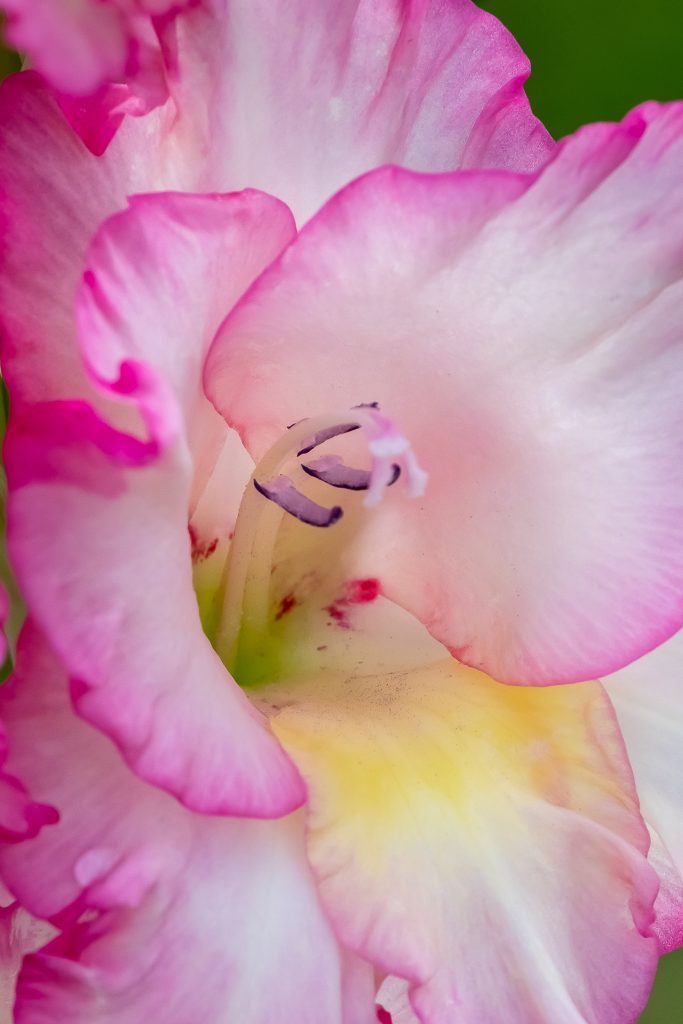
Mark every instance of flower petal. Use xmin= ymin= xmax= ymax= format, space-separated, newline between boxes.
xmin=0 ymin=624 xmax=361 ymax=1024
xmin=3 ymin=1 xmax=552 ymax=175
xmin=6 ymin=191 xmax=303 ymax=816
xmin=2 ymin=0 xmax=188 ymax=140
xmin=0 ymin=72 xmax=183 ymax=414
xmin=0 ymin=24 xmax=545 ymax=421
xmin=207 ymin=104 xmax=683 ymax=685
xmin=170 ymin=0 xmax=552 ymax=221
xmin=604 ymin=629 xmax=683 ymax=951
xmin=262 ymin=649 xmax=660 ymax=1024
xmin=3 ymin=0 xmax=130 ymax=97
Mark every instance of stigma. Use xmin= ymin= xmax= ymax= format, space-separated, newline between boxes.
xmin=252 ymin=403 xmax=427 ymax=527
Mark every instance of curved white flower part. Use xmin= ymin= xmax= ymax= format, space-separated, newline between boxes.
xmin=604 ymin=628 xmax=683 ymax=952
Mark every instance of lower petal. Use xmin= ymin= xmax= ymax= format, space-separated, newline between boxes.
xmin=0 ymin=624 xmax=361 ymax=1024
xmin=604 ymin=629 xmax=683 ymax=951
xmin=264 ymin=653 xmax=660 ymax=1023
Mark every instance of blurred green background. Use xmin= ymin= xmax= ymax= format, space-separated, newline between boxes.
xmin=482 ymin=0 xmax=683 ymax=138
xmin=0 ymin=1 xmax=682 ymax=1020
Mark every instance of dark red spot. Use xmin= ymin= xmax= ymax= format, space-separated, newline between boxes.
xmin=324 ymin=601 xmax=350 ymax=628
xmin=346 ymin=577 xmax=380 ymax=603
xmin=324 ymin=578 xmax=380 ymax=628
xmin=275 ymin=593 xmax=298 ymax=620
xmin=376 ymin=1008 xmax=392 ymax=1024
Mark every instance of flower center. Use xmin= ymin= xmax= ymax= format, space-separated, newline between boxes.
xmin=209 ymin=404 xmax=427 ymax=689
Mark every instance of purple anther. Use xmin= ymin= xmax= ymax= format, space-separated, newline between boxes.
xmin=296 ymin=422 xmax=360 ymax=456
xmin=253 ymin=476 xmax=343 ymax=527
xmin=302 ymin=454 xmax=401 ymax=491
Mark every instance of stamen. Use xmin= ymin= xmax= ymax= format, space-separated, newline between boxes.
xmin=253 ymin=476 xmax=343 ymax=528
xmin=253 ymin=404 xmax=427 ymax=526
xmin=302 ymin=454 xmax=401 ymax=491
xmin=296 ymin=422 xmax=360 ymax=457
xmin=361 ymin=407 xmax=428 ymax=508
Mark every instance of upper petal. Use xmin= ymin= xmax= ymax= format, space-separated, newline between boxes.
xmin=170 ymin=0 xmax=552 ymax=221
xmin=206 ymin=104 xmax=683 ymax=685
xmin=0 ymin=2 xmax=550 ymax=416
xmin=5 ymin=1 xmax=552 ymax=201
xmin=5 ymin=190 xmax=303 ymax=816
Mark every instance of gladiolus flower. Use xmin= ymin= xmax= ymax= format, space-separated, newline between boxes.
xmin=0 ymin=2 xmax=682 ymax=1023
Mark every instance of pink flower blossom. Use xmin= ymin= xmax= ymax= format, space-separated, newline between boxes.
xmin=0 ymin=2 xmax=682 ymax=1023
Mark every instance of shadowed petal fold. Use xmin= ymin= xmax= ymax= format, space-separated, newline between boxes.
xmin=5 ymin=191 xmax=304 ymax=816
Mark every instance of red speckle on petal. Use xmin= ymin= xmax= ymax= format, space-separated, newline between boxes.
xmin=376 ymin=1007 xmax=393 ymax=1024
xmin=347 ymin=577 xmax=381 ymax=603
xmin=275 ymin=593 xmax=298 ymax=620
xmin=324 ymin=601 xmax=350 ymax=628
xmin=324 ymin=578 xmax=381 ymax=628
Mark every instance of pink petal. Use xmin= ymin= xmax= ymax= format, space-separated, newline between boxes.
xmin=262 ymin=643 xmax=660 ymax=1024
xmin=6 ymin=191 xmax=304 ymax=817
xmin=0 ymin=72 xmax=180 ymax=416
xmin=0 ymin=5 xmax=548 ymax=417
xmin=0 ymin=625 xmax=361 ymax=1024
xmin=2 ymin=0 xmax=187 ymax=134
xmin=207 ymin=104 xmax=683 ymax=685
xmin=604 ymin=629 xmax=683 ymax=952
xmin=170 ymin=0 xmax=552 ymax=222
xmin=0 ymin=619 xmax=58 ymax=846
xmin=646 ymin=830 xmax=683 ymax=955
xmin=3 ymin=2 xmax=552 ymax=172
xmin=3 ymin=0 xmax=129 ymax=97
